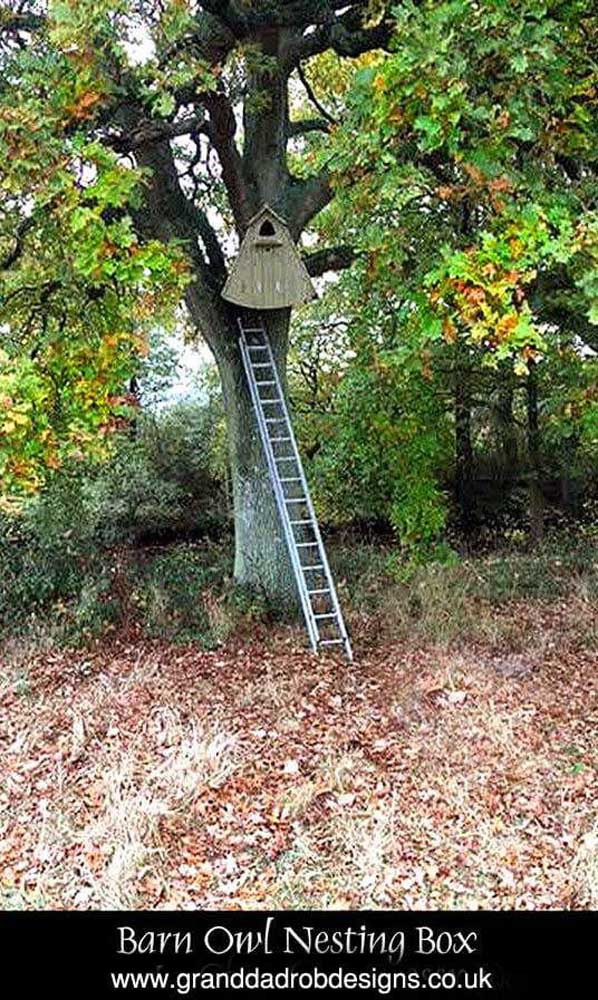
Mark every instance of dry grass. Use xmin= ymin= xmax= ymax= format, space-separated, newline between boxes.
xmin=0 ymin=595 xmax=596 ymax=911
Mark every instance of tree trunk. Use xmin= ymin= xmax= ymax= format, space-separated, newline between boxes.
xmin=132 ymin=24 xmax=335 ymax=614
xmin=559 ymin=433 xmax=580 ymax=518
xmin=186 ymin=282 xmax=297 ymax=609
xmin=454 ymin=347 xmax=474 ymax=534
xmin=526 ymin=362 xmax=544 ymax=543
xmin=494 ymin=376 xmax=519 ymax=473
xmin=454 ymin=201 xmax=475 ymax=536
xmin=218 ymin=311 xmax=298 ymax=610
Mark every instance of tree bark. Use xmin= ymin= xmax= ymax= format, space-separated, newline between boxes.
xmin=454 ymin=348 xmax=474 ymax=535
xmin=559 ymin=434 xmax=580 ymax=518
xmin=494 ymin=375 xmax=519 ymax=474
xmin=526 ymin=362 xmax=544 ymax=543
xmin=184 ymin=277 xmax=297 ymax=608
xmin=216 ymin=313 xmax=298 ymax=610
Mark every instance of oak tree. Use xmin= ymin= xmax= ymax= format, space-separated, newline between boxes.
xmin=0 ymin=0 xmax=393 ymax=602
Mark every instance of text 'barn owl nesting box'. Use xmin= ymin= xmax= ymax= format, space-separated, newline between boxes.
xmin=222 ymin=206 xmax=316 ymax=310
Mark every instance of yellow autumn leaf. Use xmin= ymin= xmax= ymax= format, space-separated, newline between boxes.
xmin=10 ymin=411 xmax=30 ymax=427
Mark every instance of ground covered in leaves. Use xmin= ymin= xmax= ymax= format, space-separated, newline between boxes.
xmin=1 ymin=601 xmax=597 ymax=910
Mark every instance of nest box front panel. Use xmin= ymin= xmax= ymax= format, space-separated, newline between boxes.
xmin=222 ymin=207 xmax=316 ymax=310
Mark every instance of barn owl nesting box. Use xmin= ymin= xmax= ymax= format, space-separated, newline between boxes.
xmin=222 ymin=206 xmax=316 ymax=310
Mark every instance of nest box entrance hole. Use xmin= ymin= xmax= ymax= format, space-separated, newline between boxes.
xmin=259 ymin=220 xmax=276 ymax=237
xmin=255 ymin=218 xmax=282 ymax=250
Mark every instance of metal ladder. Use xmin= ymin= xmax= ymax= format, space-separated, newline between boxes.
xmin=237 ymin=313 xmax=353 ymax=662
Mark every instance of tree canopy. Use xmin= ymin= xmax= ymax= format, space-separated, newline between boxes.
xmin=290 ymin=0 xmax=598 ymax=550
xmin=0 ymin=2 xmax=396 ymax=510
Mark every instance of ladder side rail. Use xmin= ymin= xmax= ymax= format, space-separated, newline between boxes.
xmin=261 ymin=333 xmax=353 ymax=662
xmin=237 ymin=320 xmax=320 ymax=653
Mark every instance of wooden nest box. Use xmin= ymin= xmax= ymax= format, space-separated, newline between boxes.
xmin=222 ymin=206 xmax=316 ymax=310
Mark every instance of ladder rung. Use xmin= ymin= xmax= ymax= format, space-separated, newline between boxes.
xmin=319 ymin=639 xmax=344 ymax=646
xmin=251 ymin=362 xmax=272 ymax=368
xmin=280 ymin=477 xmax=301 ymax=482
xmin=244 ymin=328 xmax=266 ymax=334
xmin=262 ymin=400 xmax=281 ymax=405
xmin=297 ymin=542 xmax=319 ymax=548
xmin=248 ymin=345 xmax=268 ymax=351
xmin=257 ymin=380 xmax=277 ymax=386
xmin=290 ymin=519 xmax=312 ymax=525
xmin=315 ymin=613 xmax=337 ymax=620
xmin=303 ymin=564 xmax=324 ymax=571
xmin=308 ymin=588 xmax=330 ymax=595
xmin=265 ymin=418 xmax=285 ymax=423
xmin=271 ymin=437 xmax=291 ymax=442
xmin=285 ymin=497 xmax=307 ymax=503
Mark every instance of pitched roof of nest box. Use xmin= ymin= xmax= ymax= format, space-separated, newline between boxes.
xmin=222 ymin=205 xmax=316 ymax=311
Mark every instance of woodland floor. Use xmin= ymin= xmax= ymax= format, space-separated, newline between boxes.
xmin=1 ymin=600 xmax=597 ymax=911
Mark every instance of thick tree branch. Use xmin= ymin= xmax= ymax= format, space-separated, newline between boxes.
xmin=193 ymin=203 xmax=228 ymax=278
xmin=0 ymin=12 xmax=45 ymax=37
xmin=287 ymin=171 xmax=334 ymax=235
xmin=0 ymin=216 xmax=35 ymax=271
xmin=197 ymin=0 xmax=353 ymax=34
xmin=203 ymin=91 xmax=250 ymax=230
xmin=242 ymin=31 xmax=293 ymax=215
xmin=132 ymin=135 xmax=236 ymax=355
xmin=296 ymin=6 xmax=395 ymax=61
xmin=287 ymin=118 xmax=331 ymax=137
xmin=304 ymin=245 xmax=356 ymax=276
xmin=134 ymin=137 xmax=225 ymax=287
xmin=105 ymin=114 xmax=211 ymax=153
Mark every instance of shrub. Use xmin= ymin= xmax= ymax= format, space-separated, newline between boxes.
xmin=86 ymin=400 xmax=230 ymax=547
xmin=0 ymin=394 xmax=231 ymax=639
xmin=133 ymin=543 xmax=232 ymax=644
xmin=326 ymin=530 xmax=598 ymax=649
xmin=0 ymin=476 xmax=101 ymax=632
